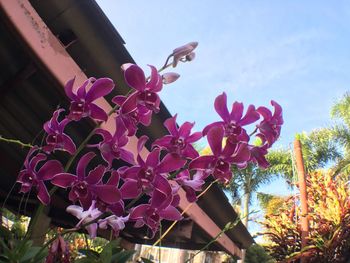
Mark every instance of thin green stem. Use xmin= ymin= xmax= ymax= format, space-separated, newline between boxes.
xmin=0 ymin=136 xmax=34 ymax=148
xmin=33 ymin=211 xmax=111 ymax=261
xmin=184 ymin=221 xmax=239 ymax=263
xmin=249 ymin=127 xmax=258 ymax=137
xmin=158 ymin=225 xmax=162 ymax=263
xmin=183 ymin=211 xmax=256 ymax=263
xmin=28 ymin=105 xmax=120 ymax=239
xmin=125 ymin=192 xmax=144 ymax=210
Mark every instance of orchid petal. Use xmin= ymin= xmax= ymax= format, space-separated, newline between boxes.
xmin=214 ymin=92 xmax=230 ymax=122
xmin=178 ymin=122 xmax=194 ymax=138
xmin=61 ymin=133 xmax=77 ymax=154
xmin=85 ymin=78 xmax=114 ymax=103
xmin=157 ymin=153 xmax=186 ymax=173
xmin=89 ymin=103 xmax=108 ymax=122
xmin=207 ymin=126 xmax=224 ymax=156
xmin=120 ymin=180 xmax=141 ymax=199
xmin=202 ymin=121 xmax=224 ymax=136
xmin=64 ymin=77 xmax=77 ymax=100
xmin=121 ymin=92 xmax=139 ymax=114
xmin=124 ymin=65 xmax=146 ymax=91
xmin=239 ymin=105 xmax=260 ymax=126
xmin=85 ymin=165 xmax=105 ymax=185
xmin=120 ymin=148 xmax=135 ymax=165
xmin=92 ymin=185 xmax=120 ymax=204
xmin=37 ymin=181 xmax=50 ymax=205
xmin=164 ymin=115 xmax=178 ymax=136
xmin=159 ymin=206 xmax=182 ymax=221
xmin=189 ymin=155 xmax=216 ymax=170
xmin=51 ymin=173 xmax=76 ymax=188
xmin=37 ymin=160 xmax=63 ymax=180
xmin=145 ymin=149 xmax=160 ymax=168
xmin=77 ymin=152 xmax=95 ymax=180
xmin=130 ymin=204 xmax=149 ymax=219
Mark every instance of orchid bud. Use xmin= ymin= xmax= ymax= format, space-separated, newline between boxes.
xmin=162 ymin=72 xmax=180 ymax=84
xmin=185 ymin=52 xmax=196 ymax=62
xmin=120 ymin=63 xmax=133 ymax=71
xmin=172 ymin=41 xmax=198 ymax=67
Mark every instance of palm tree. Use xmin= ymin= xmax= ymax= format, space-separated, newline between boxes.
xmin=330 ymin=92 xmax=350 ymax=175
xmin=227 ymin=128 xmax=342 ymax=228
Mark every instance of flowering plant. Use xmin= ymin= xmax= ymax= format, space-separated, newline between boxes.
xmin=1 ymin=42 xmax=282 ymax=261
xmin=260 ymin=171 xmax=350 ymax=262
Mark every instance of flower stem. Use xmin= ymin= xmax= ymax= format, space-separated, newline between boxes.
xmin=184 ymin=219 xmax=241 ymax=263
xmin=151 ymin=179 xmax=219 ymax=248
xmin=125 ymin=192 xmax=144 ymax=210
xmin=249 ymin=127 xmax=258 ymax=137
xmin=0 ymin=136 xmax=34 ymax=148
xmin=28 ymin=105 xmax=120 ymax=239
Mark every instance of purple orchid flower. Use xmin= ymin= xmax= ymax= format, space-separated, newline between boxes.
xmin=153 ymin=114 xmax=202 ymax=159
xmin=43 ymin=109 xmax=76 ymax=154
xmin=92 ymin=119 xmax=135 ymax=168
xmin=175 ymin=170 xmax=204 ymax=203
xmin=190 ymin=126 xmax=251 ymax=183
xmin=45 ymin=235 xmax=70 ymax=263
xmin=51 ymin=152 xmax=120 ymax=208
xmin=122 ymin=136 xmax=186 ymax=193
xmin=66 ymin=200 xmax=102 ymax=238
xmin=256 ymin=100 xmax=283 ymax=146
xmin=121 ymin=64 xmax=163 ymax=114
xmin=94 ymin=170 xmax=125 ymax=216
xmin=17 ymin=147 xmax=63 ymax=205
xmin=64 ymin=77 xmax=114 ymax=122
xmin=99 ymin=214 xmax=129 ymax=236
xmin=113 ymin=95 xmax=152 ymax=136
xmin=203 ymin=92 xmax=260 ymax=145
xmin=129 ymin=177 xmax=182 ymax=237
xmin=171 ymin=42 xmax=198 ymax=67
xmin=249 ymin=144 xmax=270 ymax=169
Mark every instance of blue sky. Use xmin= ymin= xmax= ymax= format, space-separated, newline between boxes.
xmin=96 ymin=0 xmax=350 ymax=234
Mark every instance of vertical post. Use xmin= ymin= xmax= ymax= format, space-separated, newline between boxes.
xmin=294 ymin=139 xmax=309 ymax=260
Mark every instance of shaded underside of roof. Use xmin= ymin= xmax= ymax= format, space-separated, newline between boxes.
xmin=0 ymin=0 xmax=253 ymax=253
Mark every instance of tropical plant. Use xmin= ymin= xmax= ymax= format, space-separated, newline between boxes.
xmin=261 ymin=170 xmax=350 ymax=262
xmin=245 ymin=244 xmax=275 ymax=263
xmin=227 ymin=128 xmax=343 ymax=228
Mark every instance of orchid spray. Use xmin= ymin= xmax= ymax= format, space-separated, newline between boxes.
xmin=0 ymin=41 xmax=283 ymax=261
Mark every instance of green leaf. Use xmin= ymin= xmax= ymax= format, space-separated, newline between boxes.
xmin=78 ymin=249 xmax=100 ymax=259
xmin=0 ymin=226 xmax=12 ymax=241
xmin=74 ymin=258 xmax=97 ymax=263
xmin=140 ymin=258 xmax=155 ymax=263
xmin=21 ymin=246 xmax=47 ymax=263
xmin=111 ymin=250 xmax=135 ymax=263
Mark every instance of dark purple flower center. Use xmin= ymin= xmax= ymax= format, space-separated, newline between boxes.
xmin=173 ymin=137 xmax=185 ymax=149
xmin=111 ymin=144 xmax=121 ymax=157
xmin=129 ymin=110 xmax=139 ymax=124
xmin=225 ymin=122 xmax=241 ymax=136
xmin=139 ymin=91 xmax=157 ymax=109
xmin=22 ymin=172 xmax=36 ymax=186
xmin=70 ymin=100 xmax=89 ymax=120
xmin=72 ymin=181 xmax=88 ymax=198
xmin=215 ymin=159 xmax=230 ymax=174
xmin=139 ymin=168 xmax=155 ymax=186
xmin=47 ymin=134 xmax=64 ymax=146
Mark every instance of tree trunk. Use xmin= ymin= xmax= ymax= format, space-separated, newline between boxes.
xmin=239 ymin=191 xmax=251 ymax=263
xmin=243 ymin=191 xmax=250 ymax=227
